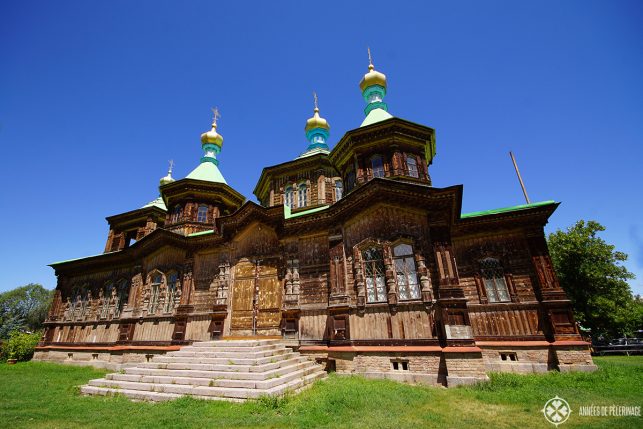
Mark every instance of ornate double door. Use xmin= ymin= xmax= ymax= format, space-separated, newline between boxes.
xmin=230 ymin=258 xmax=282 ymax=336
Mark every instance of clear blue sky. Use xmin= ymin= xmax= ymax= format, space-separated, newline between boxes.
xmin=1 ymin=1 xmax=642 ymax=295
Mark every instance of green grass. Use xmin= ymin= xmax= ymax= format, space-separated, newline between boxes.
xmin=0 ymin=356 xmax=641 ymax=428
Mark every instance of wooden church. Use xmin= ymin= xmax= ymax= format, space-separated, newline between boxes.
xmin=35 ymin=55 xmax=596 ymax=389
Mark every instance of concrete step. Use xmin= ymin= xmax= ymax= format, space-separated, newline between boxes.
xmin=81 ymin=340 xmax=327 ymax=402
xmin=124 ymin=360 xmax=316 ymax=381
xmin=80 ymin=385 xmax=183 ymax=402
xmin=190 ymin=340 xmax=282 ymax=347
xmin=108 ymin=362 xmax=322 ymax=389
xmin=177 ymin=344 xmax=284 ymax=353
xmin=134 ymin=356 xmax=308 ymax=373
xmin=88 ymin=377 xmax=307 ymax=400
xmin=154 ymin=351 xmax=298 ymax=366
xmin=164 ymin=348 xmax=290 ymax=359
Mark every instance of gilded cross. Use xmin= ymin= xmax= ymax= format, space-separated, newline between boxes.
xmin=211 ymin=107 xmax=220 ymax=125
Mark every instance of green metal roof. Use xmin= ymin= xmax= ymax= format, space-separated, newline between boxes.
xmin=142 ymin=195 xmax=167 ymax=211
xmin=360 ymin=108 xmax=393 ymax=127
xmin=185 ymin=161 xmax=227 ymax=184
xmin=187 ymin=230 xmax=215 ymax=237
xmin=461 ymin=200 xmax=557 ymax=219
xmin=50 ymin=251 xmax=118 ymax=266
xmin=297 ymin=147 xmax=330 ymax=159
xmin=284 ymin=204 xmax=330 ymax=219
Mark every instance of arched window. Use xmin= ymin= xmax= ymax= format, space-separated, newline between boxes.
xmin=298 ymin=183 xmax=308 ymax=208
xmin=149 ymin=273 xmax=162 ymax=314
xmin=371 ymin=155 xmax=384 ymax=178
xmin=115 ymin=280 xmax=129 ymax=317
xmin=362 ymin=247 xmax=386 ymax=303
xmin=480 ymin=258 xmax=510 ymax=303
xmin=165 ymin=272 xmax=179 ymax=313
xmin=197 ymin=205 xmax=208 ymax=223
xmin=394 ymin=244 xmax=421 ymax=300
xmin=284 ymin=186 xmax=293 ymax=208
xmin=406 ymin=156 xmax=419 ymax=178
xmin=335 ymin=181 xmax=343 ymax=201
xmin=171 ymin=205 xmax=181 ymax=223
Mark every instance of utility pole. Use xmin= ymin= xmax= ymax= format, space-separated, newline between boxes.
xmin=509 ymin=151 xmax=531 ymax=204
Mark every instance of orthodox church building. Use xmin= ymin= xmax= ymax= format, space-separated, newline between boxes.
xmin=35 ymin=56 xmax=596 ymax=387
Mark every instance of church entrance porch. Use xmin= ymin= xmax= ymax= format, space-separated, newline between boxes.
xmin=229 ymin=258 xmax=282 ymax=336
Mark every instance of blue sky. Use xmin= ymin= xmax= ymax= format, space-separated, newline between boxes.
xmin=1 ymin=1 xmax=642 ymax=295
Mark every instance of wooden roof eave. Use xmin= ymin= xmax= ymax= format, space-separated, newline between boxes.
xmin=49 ymin=228 xmax=189 ymax=275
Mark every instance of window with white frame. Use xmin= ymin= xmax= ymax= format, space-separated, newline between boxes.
xmin=284 ymin=186 xmax=293 ymax=207
xmin=149 ymin=274 xmax=162 ymax=314
xmin=394 ymin=243 xmax=421 ymax=300
xmin=335 ymin=180 xmax=343 ymax=201
xmin=406 ymin=156 xmax=419 ymax=178
xmin=362 ymin=247 xmax=386 ymax=303
xmin=115 ymin=280 xmax=129 ymax=317
xmin=197 ymin=205 xmax=208 ymax=222
xmin=480 ymin=258 xmax=510 ymax=303
xmin=298 ymin=183 xmax=307 ymax=208
xmin=165 ymin=272 xmax=178 ymax=313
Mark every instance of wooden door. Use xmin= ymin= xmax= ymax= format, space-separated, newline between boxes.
xmin=230 ymin=259 xmax=282 ymax=335
xmin=230 ymin=259 xmax=256 ymax=333
xmin=256 ymin=265 xmax=282 ymax=333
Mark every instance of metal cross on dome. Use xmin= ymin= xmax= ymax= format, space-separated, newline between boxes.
xmin=211 ymin=107 xmax=220 ymax=125
xmin=313 ymin=92 xmax=318 ymax=110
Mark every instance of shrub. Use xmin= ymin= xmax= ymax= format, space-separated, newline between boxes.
xmin=1 ymin=331 xmax=41 ymax=362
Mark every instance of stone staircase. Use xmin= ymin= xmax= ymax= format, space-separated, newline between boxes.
xmin=80 ymin=339 xmax=326 ymax=402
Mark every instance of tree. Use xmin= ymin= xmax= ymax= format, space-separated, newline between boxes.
xmin=548 ymin=220 xmax=643 ymax=338
xmin=0 ymin=284 xmax=53 ymax=339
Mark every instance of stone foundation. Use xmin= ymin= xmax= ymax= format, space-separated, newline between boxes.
xmin=35 ymin=340 xmax=597 ymax=386
xmin=443 ymin=349 xmax=489 ymax=386
xmin=33 ymin=346 xmax=178 ymax=371
xmin=554 ymin=344 xmax=597 ymax=372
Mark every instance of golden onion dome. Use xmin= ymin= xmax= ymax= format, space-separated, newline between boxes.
xmin=200 ymin=122 xmax=223 ymax=147
xmin=305 ymin=107 xmax=330 ymax=133
xmin=159 ymin=172 xmax=174 ymax=186
xmin=159 ymin=161 xmax=175 ymax=186
xmin=359 ymin=63 xmax=387 ymax=92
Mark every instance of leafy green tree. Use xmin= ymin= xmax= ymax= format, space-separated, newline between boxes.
xmin=548 ymin=220 xmax=642 ymax=338
xmin=0 ymin=284 xmax=53 ymax=339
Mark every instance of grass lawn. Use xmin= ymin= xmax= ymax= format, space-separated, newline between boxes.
xmin=0 ymin=356 xmax=641 ymax=429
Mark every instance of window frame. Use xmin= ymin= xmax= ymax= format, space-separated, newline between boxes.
xmin=371 ymin=155 xmax=385 ymax=178
xmin=334 ymin=180 xmax=343 ymax=201
xmin=115 ymin=279 xmax=129 ymax=317
xmin=361 ymin=246 xmax=387 ymax=303
xmin=284 ymin=186 xmax=293 ymax=208
xmin=148 ymin=272 xmax=163 ymax=315
xmin=197 ymin=205 xmax=208 ymax=223
xmin=164 ymin=272 xmax=179 ymax=313
xmin=171 ymin=205 xmax=181 ymax=223
xmin=101 ymin=282 xmax=113 ymax=318
xmin=479 ymin=258 xmax=511 ymax=303
xmin=393 ymin=243 xmax=421 ymax=301
xmin=297 ymin=183 xmax=308 ymax=208
xmin=406 ymin=155 xmax=419 ymax=178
